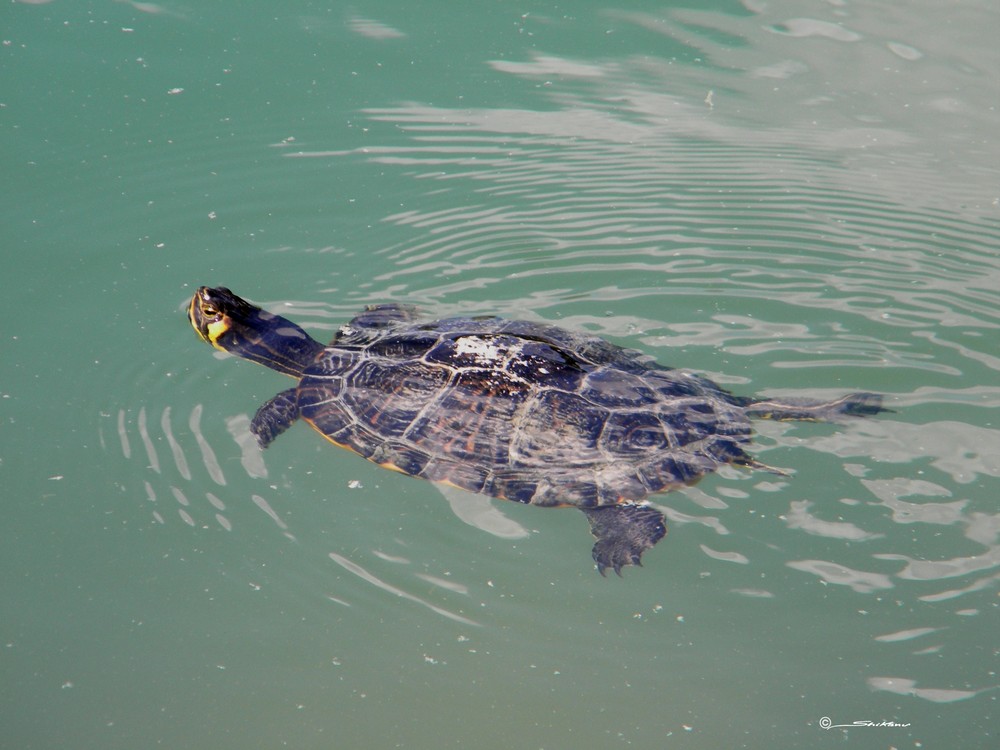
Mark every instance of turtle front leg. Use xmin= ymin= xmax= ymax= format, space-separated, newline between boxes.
xmin=251 ymin=388 xmax=300 ymax=449
xmin=581 ymin=504 xmax=667 ymax=576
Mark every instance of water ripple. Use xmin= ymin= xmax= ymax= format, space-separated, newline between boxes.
xmin=328 ymin=552 xmax=480 ymax=627
xmin=285 ymin=101 xmax=1000 ymax=406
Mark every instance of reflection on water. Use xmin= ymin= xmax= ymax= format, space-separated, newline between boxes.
xmin=879 ymin=549 xmax=1000 ymax=583
xmin=867 ymin=676 xmax=983 ymax=704
xmin=109 ymin=402 xmax=485 ymax=625
xmin=113 ymin=387 xmax=999 ymax=622
xmin=811 ymin=419 xmax=1000 ymax=482
xmin=437 ymin=484 xmax=529 ymax=540
xmin=300 ymin=101 xmax=997 ymax=340
xmin=104 ymin=374 xmax=999 ymax=637
xmin=225 ymin=414 xmax=268 ymax=479
xmin=251 ymin=494 xmax=295 ymax=541
xmin=327 ymin=551 xmax=479 ymax=627
xmin=785 ymin=558 xmax=894 ymax=594
xmin=189 ymin=404 xmax=226 ymax=485
xmin=784 ymin=499 xmax=881 ymax=541
xmin=115 ymin=405 xmax=238 ymax=532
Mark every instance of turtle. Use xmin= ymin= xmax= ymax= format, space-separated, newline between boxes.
xmin=188 ymin=286 xmax=885 ymax=574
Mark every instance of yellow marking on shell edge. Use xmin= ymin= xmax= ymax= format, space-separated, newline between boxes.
xmin=435 ymin=478 xmax=473 ymax=492
xmin=312 ymin=425 xmax=366 ymax=456
xmin=307 ymin=419 xmax=419 ymax=475
xmin=379 ymin=461 xmax=410 ymax=475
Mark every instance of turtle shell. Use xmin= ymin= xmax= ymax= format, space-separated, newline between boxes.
xmin=293 ymin=307 xmax=757 ymax=509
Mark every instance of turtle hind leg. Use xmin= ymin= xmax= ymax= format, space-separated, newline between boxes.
xmin=581 ymin=504 xmax=667 ymax=576
xmin=746 ymin=392 xmax=887 ymax=421
xmin=250 ymin=388 xmax=300 ymax=449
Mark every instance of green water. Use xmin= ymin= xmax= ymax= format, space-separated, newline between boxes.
xmin=3 ymin=1 xmax=998 ymax=748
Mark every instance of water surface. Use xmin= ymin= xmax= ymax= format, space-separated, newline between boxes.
xmin=3 ymin=1 xmax=998 ymax=748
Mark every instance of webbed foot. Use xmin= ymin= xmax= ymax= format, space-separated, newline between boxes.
xmin=250 ymin=388 xmax=300 ymax=448
xmin=581 ymin=504 xmax=667 ymax=576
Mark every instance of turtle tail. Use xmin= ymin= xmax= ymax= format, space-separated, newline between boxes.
xmin=745 ymin=392 xmax=887 ymax=421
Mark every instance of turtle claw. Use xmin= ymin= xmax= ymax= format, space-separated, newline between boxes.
xmin=583 ymin=504 xmax=667 ymax=576
xmin=593 ymin=545 xmax=644 ymax=577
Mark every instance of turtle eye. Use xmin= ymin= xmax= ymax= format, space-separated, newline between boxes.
xmin=202 ymin=303 xmax=220 ymax=317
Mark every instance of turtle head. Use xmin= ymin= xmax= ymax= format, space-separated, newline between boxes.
xmin=188 ymin=286 xmax=323 ymax=378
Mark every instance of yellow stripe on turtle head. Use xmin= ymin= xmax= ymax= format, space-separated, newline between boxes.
xmin=205 ymin=317 xmax=233 ymax=350
xmin=188 ymin=291 xmax=231 ymax=349
xmin=187 ymin=296 xmax=208 ymax=341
